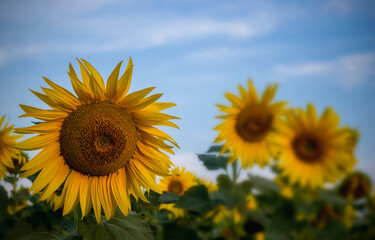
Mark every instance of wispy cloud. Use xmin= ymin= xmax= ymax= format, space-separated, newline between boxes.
xmin=186 ymin=47 xmax=246 ymax=62
xmin=0 ymin=1 xmax=279 ymax=66
xmin=325 ymin=0 xmax=375 ymax=14
xmin=274 ymin=53 xmax=375 ymax=86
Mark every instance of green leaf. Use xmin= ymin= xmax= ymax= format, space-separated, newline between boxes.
xmin=159 ymin=191 xmax=180 ymax=203
xmin=317 ymin=189 xmax=347 ymax=206
xmin=14 ymin=232 xmax=60 ymax=240
xmin=197 ymin=154 xmax=228 ymax=171
xmin=79 ymin=210 xmax=152 ymax=240
xmin=0 ymin=185 xmax=11 ymax=219
xmin=206 ymin=145 xmax=224 ymax=153
xmin=217 ymin=175 xmax=250 ymax=208
xmin=4 ymin=176 xmax=17 ymax=184
xmin=174 ymin=185 xmax=222 ymax=214
xmin=14 ymin=187 xmax=31 ymax=201
xmin=248 ymin=174 xmax=280 ymax=193
xmin=311 ymin=220 xmax=348 ymax=240
xmin=162 ymin=220 xmax=202 ymax=240
xmin=5 ymin=211 xmax=55 ymax=240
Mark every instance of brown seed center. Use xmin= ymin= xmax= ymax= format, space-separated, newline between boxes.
xmin=168 ymin=180 xmax=183 ymax=195
xmin=235 ymin=105 xmax=273 ymax=143
xmin=59 ymin=101 xmax=138 ymax=176
xmin=292 ymin=134 xmax=324 ymax=163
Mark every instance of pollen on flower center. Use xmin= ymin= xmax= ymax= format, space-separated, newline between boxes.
xmin=235 ymin=105 xmax=273 ymax=143
xmin=292 ymin=134 xmax=324 ymax=163
xmin=168 ymin=180 xmax=183 ymax=195
xmin=59 ymin=101 xmax=138 ymax=176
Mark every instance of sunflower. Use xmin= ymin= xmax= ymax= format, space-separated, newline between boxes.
xmin=244 ymin=194 xmax=257 ymax=210
xmin=274 ymin=104 xmax=355 ymax=188
xmin=339 ymin=171 xmax=372 ymax=200
xmin=0 ymin=115 xmax=23 ymax=179
xmin=16 ymin=58 xmax=179 ymax=222
xmin=214 ymin=79 xmax=287 ymax=167
xmin=159 ymin=166 xmax=196 ymax=195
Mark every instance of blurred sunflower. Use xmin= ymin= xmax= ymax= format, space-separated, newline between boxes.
xmin=274 ymin=176 xmax=294 ymax=199
xmin=0 ymin=115 xmax=23 ymax=179
xmin=274 ymin=104 xmax=355 ymax=188
xmin=244 ymin=194 xmax=257 ymax=210
xmin=214 ymin=79 xmax=287 ymax=167
xmin=159 ymin=203 xmax=185 ymax=218
xmin=16 ymin=58 xmax=179 ymax=222
xmin=339 ymin=171 xmax=372 ymax=200
xmin=159 ymin=166 xmax=196 ymax=195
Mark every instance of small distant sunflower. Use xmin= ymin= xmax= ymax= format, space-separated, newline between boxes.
xmin=159 ymin=167 xmax=196 ymax=195
xmin=0 ymin=115 xmax=23 ymax=179
xmin=339 ymin=171 xmax=372 ymax=200
xmin=244 ymin=194 xmax=257 ymax=210
xmin=214 ymin=79 xmax=287 ymax=167
xmin=16 ymin=58 xmax=179 ymax=222
xmin=274 ymin=104 xmax=355 ymax=188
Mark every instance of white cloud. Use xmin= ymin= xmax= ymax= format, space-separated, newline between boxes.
xmin=0 ymin=1 xmax=278 ymax=66
xmin=274 ymin=53 xmax=375 ymax=86
xmin=187 ymin=47 xmax=245 ymax=62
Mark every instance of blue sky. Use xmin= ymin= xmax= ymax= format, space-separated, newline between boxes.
xmin=0 ymin=0 xmax=374 ymax=181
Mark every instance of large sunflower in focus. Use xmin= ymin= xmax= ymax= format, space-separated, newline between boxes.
xmin=159 ymin=167 xmax=196 ymax=195
xmin=273 ymin=104 xmax=355 ymax=188
xmin=0 ymin=115 xmax=23 ymax=179
xmin=214 ymin=80 xmax=287 ymax=167
xmin=16 ymin=58 xmax=179 ymax=222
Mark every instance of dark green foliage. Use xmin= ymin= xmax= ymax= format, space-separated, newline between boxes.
xmin=217 ymin=174 xmax=251 ymax=208
xmin=79 ymin=210 xmax=152 ymax=240
xmin=174 ymin=185 xmax=222 ymax=214
xmin=197 ymin=154 xmax=228 ymax=171
xmin=163 ymin=220 xmax=202 ymax=240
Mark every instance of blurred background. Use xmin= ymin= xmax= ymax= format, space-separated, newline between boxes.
xmin=0 ymin=0 xmax=374 ymax=182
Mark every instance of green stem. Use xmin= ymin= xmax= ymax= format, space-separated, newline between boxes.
xmin=231 ymin=161 xmax=238 ymax=183
xmin=73 ymin=207 xmax=80 ymax=235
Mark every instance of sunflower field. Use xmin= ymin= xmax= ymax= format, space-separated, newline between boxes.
xmin=0 ymin=58 xmax=374 ymax=240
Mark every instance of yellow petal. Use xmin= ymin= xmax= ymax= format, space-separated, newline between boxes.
xmin=29 ymin=154 xmax=63 ymax=193
xmin=15 ymin=121 xmax=62 ymax=134
xmin=18 ymin=134 xmax=58 ymax=151
xmin=116 ymin=57 xmax=133 ymax=101
xmin=90 ymin=177 xmax=102 ymax=223
xmin=121 ymin=87 xmax=155 ymax=106
xmin=81 ymin=59 xmax=105 ymax=91
xmin=106 ymin=61 xmax=122 ymax=99
xmin=39 ymin=161 xmax=70 ymax=201
xmin=63 ymin=171 xmax=82 ymax=215
xmin=79 ymin=175 xmax=92 ymax=218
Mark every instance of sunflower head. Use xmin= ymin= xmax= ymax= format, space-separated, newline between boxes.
xmin=160 ymin=167 xmax=196 ymax=195
xmin=274 ymin=104 xmax=356 ymax=188
xmin=214 ymin=79 xmax=287 ymax=168
xmin=339 ymin=171 xmax=372 ymax=200
xmin=16 ymin=58 xmax=178 ymax=222
xmin=0 ymin=115 xmax=23 ymax=179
